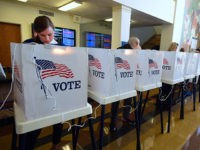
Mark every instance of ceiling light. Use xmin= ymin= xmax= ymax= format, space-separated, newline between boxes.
xmin=105 ymin=18 xmax=112 ymax=22
xmin=130 ymin=20 xmax=135 ymax=23
xmin=18 ymin=0 xmax=28 ymax=2
xmin=58 ymin=1 xmax=82 ymax=11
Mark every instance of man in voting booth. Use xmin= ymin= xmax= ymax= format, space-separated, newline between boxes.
xmin=110 ymin=36 xmax=141 ymax=132
xmin=23 ymin=16 xmax=63 ymax=150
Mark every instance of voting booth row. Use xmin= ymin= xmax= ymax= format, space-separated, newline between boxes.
xmin=11 ymin=43 xmax=200 ymax=149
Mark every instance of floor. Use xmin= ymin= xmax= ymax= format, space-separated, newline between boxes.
xmin=1 ymin=90 xmax=200 ymax=150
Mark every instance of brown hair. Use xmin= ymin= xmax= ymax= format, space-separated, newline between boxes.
xmin=33 ymin=16 xmax=54 ymax=33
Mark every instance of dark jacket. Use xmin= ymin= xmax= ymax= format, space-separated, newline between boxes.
xmin=117 ymin=43 xmax=132 ymax=49
xmin=23 ymin=36 xmax=43 ymax=44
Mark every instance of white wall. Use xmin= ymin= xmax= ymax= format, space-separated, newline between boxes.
xmin=0 ymin=1 xmax=81 ymax=46
xmin=130 ymin=26 xmax=156 ymax=45
xmin=113 ymin=0 xmax=175 ymax=23
xmin=160 ymin=0 xmax=186 ymax=50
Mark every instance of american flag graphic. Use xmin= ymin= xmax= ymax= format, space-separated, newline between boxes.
xmin=149 ymin=59 xmax=158 ymax=69
xmin=163 ymin=58 xmax=169 ymax=65
xmin=115 ymin=57 xmax=130 ymax=70
xmin=177 ymin=57 xmax=182 ymax=64
xmin=88 ymin=54 xmax=102 ymax=70
xmin=35 ymin=59 xmax=74 ymax=79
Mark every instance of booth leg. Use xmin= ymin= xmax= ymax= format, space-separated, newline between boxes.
xmin=180 ymin=82 xmax=184 ymax=119
xmin=18 ymin=133 xmax=27 ymax=150
xmin=71 ymin=119 xmax=76 ymax=150
xmin=167 ymin=85 xmax=174 ymax=133
xmin=11 ymin=121 xmax=17 ymax=150
xmin=133 ymin=97 xmax=141 ymax=150
xmin=99 ymin=105 xmax=105 ymax=150
xmin=193 ymin=77 xmax=196 ymax=111
xmin=159 ymin=89 xmax=164 ymax=134
xmin=138 ymin=92 xmax=143 ymax=132
xmin=87 ymin=114 xmax=97 ymax=150
xmin=73 ymin=118 xmax=82 ymax=148
xmin=199 ymin=76 xmax=200 ymax=103
xmin=141 ymin=90 xmax=149 ymax=119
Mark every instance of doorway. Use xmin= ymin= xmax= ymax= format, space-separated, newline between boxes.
xmin=0 ymin=22 xmax=21 ymax=67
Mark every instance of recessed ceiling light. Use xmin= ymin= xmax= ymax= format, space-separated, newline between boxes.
xmin=18 ymin=0 xmax=28 ymax=2
xmin=105 ymin=18 xmax=112 ymax=22
xmin=58 ymin=1 xmax=82 ymax=11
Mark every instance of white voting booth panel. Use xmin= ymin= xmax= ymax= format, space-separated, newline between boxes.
xmin=88 ymin=48 xmax=136 ymax=104
xmin=161 ymin=51 xmax=186 ymax=84
xmin=195 ymin=54 xmax=200 ymax=76
xmin=11 ymin=43 xmax=88 ymax=121
xmin=135 ymin=50 xmax=163 ymax=91
xmin=184 ymin=52 xmax=198 ymax=79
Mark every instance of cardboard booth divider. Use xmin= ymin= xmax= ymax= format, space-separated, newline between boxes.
xmin=161 ymin=51 xmax=186 ymax=84
xmin=88 ymin=48 xmax=136 ymax=99
xmin=11 ymin=43 xmax=88 ymax=121
xmin=195 ymin=53 xmax=200 ymax=76
xmin=184 ymin=52 xmax=198 ymax=79
xmin=135 ymin=50 xmax=163 ymax=91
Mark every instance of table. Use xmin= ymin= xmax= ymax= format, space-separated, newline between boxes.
xmin=88 ymin=90 xmax=137 ymax=150
xmin=135 ymin=82 xmax=162 ymax=150
xmin=161 ymin=78 xmax=184 ymax=133
xmin=160 ymin=75 xmax=197 ymax=134
xmin=14 ymin=102 xmax=96 ymax=150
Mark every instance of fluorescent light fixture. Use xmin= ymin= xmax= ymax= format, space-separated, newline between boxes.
xmin=130 ymin=20 xmax=135 ymax=23
xmin=58 ymin=1 xmax=82 ymax=11
xmin=105 ymin=18 xmax=112 ymax=22
xmin=18 ymin=0 xmax=28 ymax=2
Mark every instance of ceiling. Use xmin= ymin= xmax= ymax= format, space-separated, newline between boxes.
xmin=8 ymin=0 xmax=170 ymax=27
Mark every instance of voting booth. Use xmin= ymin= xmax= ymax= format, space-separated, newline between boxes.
xmin=161 ymin=51 xmax=186 ymax=84
xmin=88 ymin=48 xmax=136 ymax=98
xmin=195 ymin=53 xmax=200 ymax=76
xmin=135 ymin=50 xmax=163 ymax=91
xmin=11 ymin=43 xmax=88 ymax=120
xmin=184 ymin=52 xmax=198 ymax=79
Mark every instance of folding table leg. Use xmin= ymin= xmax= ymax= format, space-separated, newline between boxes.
xmin=138 ymin=92 xmax=142 ymax=132
xmin=180 ymin=82 xmax=184 ymax=119
xmin=134 ymin=97 xmax=141 ymax=150
xmin=199 ymin=76 xmax=200 ymax=103
xmin=141 ymin=90 xmax=149 ymax=119
xmin=74 ymin=118 xmax=82 ymax=147
xmin=193 ymin=77 xmax=196 ymax=111
xmin=167 ymin=85 xmax=174 ymax=133
xmin=71 ymin=119 xmax=76 ymax=150
xmin=18 ymin=133 xmax=27 ymax=150
xmin=99 ymin=105 xmax=105 ymax=150
xmin=87 ymin=114 xmax=97 ymax=150
xmin=159 ymin=88 xmax=164 ymax=134
xmin=11 ymin=121 xmax=17 ymax=150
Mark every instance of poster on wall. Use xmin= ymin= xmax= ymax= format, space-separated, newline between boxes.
xmin=180 ymin=0 xmax=200 ymax=51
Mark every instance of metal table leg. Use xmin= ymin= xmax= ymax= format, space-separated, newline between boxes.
xmin=193 ymin=77 xmax=196 ymax=111
xmin=141 ymin=90 xmax=149 ymax=119
xmin=18 ymin=133 xmax=27 ymax=150
xmin=71 ymin=119 xmax=76 ymax=150
xmin=159 ymin=88 xmax=164 ymax=134
xmin=99 ymin=105 xmax=105 ymax=150
xmin=11 ymin=121 xmax=17 ymax=150
xmin=87 ymin=114 xmax=97 ymax=150
xmin=133 ymin=97 xmax=141 ymax=150
xmin=180 ymin=82 xmax=184 ymax=119
xmin=167 ymin=85 xmax=174 ymax=133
